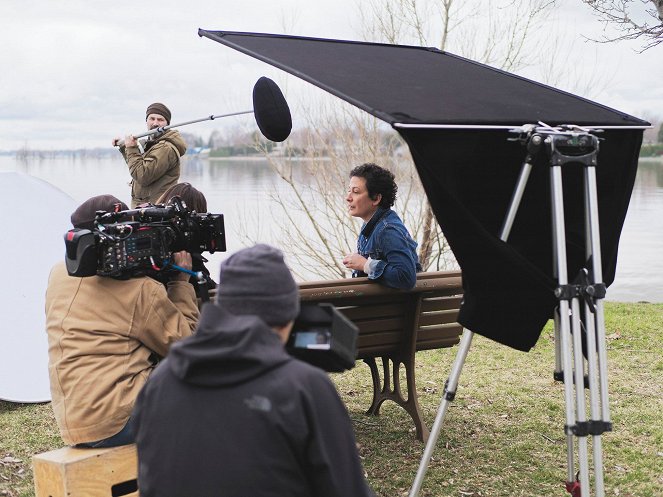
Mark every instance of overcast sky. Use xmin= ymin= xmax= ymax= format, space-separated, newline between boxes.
xmin=1 ymin=0 xmax=661 ymax=151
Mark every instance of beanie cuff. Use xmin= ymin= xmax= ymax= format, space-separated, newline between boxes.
xmin=217 ymin=290 xmax=300 ymax=326
xmin=146 ymin=103 xmax=171 ymax=124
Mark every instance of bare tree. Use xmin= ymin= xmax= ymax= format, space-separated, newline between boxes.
xmin=358 ymin=0 xmax=557 ymax=70
xmin=254 ymin=91 xmax=454 ymax=281
xmin=355 ymin=0 xmax=558 ymax=268
xmin=254 ymin=0 xmax=567 ymax=279
xmin=581 ymin=0 xmax=663 ymax=50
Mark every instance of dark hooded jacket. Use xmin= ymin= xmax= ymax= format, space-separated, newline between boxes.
xmin=133 ymin=304 xmax=374 ymax=497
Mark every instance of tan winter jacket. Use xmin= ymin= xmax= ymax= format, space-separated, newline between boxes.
xmin=45 ymin=262 xmax=199 ymax=445
xmin=121 ymin=129 xmax=187 ymax=208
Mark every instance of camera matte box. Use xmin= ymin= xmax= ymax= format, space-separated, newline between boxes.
xmin=287 ymin=303 xmax=358 ymax=372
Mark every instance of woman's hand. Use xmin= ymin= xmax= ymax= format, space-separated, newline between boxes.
xmin=342 ymin=253 xmax=368 ymax=272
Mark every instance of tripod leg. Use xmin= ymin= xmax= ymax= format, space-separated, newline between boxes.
xmin=591 ymin=299 xmax=611 ymax=497
xmin=558 ymin=299 xmax=581 ymax=490
xmin=583 ymin=304 xmax=606 ymax=495
xmin=571 ymin=299 xmax=591 ymax=492
xmin=551 ymin=165 xmax=592 ymax=496
xmin=585 ymin=164 xmax=612 ymax=428
xmin=583 ymin=165 xmax=611 ymax=496
xmin=408 ymin=329 xmax=473 ymax=497
xmin=409 ymin=160 xmax=532 ymax=497
xmin=554 ymin=307 xmax=563 ymax=381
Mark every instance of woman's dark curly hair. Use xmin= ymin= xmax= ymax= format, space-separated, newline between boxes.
xmin=349 ymin=163 xmax=397 ymax=208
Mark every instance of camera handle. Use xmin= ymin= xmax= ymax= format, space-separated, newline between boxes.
xmin=162 ymin=259 xmax=205 ymax=283
xmin=164 ymin=259 xmax=211 ymax=302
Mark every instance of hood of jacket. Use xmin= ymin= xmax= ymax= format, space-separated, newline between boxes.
xmin=150 ymin=129 xmax=187 ymax=156
xmin=167 ymin=304 xmax=292 ymax=387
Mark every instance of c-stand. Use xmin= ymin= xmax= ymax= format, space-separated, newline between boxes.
xmin=409 ymin=123 xmax=612 ymax=497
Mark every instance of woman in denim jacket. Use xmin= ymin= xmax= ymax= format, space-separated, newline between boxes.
xmin=343 ymin=163 xmax=422 ymax=290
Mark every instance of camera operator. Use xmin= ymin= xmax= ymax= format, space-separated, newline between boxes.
xmin=133 ymin=244 xmax=375 ymax=497
xmin=156 ymin=182 xmax=217 ymax=301
xmin=45 ymin=194 xmax=199 ymax=448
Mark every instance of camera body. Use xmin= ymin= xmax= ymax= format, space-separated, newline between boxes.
xmin=286 ymin=303 xmax=358 ymax=372
xmin=64 ymin=197 xmax=226 ymax=279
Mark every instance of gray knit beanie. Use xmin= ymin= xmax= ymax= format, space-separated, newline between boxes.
xmin=216 ymin=244 xmax=300 ymax=326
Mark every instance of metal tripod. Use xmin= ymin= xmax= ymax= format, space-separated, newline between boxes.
xmin=409 ymin=124 xmax=612 ymax=497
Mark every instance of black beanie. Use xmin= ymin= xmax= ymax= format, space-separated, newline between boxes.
xmin=71 ymin=195 xmax=128 ymax=230
xmin=146 ymin=102 xmax=171 ymax=124
xmin=216 ymin=244 xmax=300 ymax=326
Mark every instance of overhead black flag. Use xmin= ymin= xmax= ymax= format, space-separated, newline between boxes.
xmin=199 ymin=29 xmax=647 ymax=351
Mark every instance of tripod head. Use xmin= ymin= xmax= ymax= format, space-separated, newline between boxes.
xmin=509 ymin=123 xmax=601 ymax=166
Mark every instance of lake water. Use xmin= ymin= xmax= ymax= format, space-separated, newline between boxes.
xmin=1 ymin=154 xmax=661 ymax=303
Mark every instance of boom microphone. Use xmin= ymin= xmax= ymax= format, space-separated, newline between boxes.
xmin=252 ymin=76 xmax=292 ymax=142
xmin=113 ymin=77 xmax=292 ymax=146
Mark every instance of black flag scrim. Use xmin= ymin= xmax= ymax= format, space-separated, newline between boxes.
xmin=199 ymin=29 xmax=647 ymax=351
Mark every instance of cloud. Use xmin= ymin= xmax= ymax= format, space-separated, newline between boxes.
xmin=0 ymin=0 xmax=659 ymax=150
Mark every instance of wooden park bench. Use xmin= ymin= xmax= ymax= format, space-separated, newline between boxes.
xmin=298 ymin=270 xmax=464 ymax=442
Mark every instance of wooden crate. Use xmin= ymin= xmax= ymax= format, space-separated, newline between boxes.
xmin=33 ymin=444 xmax=138 ymax=497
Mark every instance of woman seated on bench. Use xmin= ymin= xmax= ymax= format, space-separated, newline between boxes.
xmin=343 ymin=162 xmax=421 ymax=290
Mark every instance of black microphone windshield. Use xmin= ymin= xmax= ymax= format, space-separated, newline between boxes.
xmin=252 ymin=77 xmax=292 ymax=142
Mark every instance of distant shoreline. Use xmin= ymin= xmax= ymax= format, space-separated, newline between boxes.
xmin=202 ymin=155 xmax=332 ymax=162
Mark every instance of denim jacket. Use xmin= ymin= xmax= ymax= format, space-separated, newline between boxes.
xmin=353 ymin=207 xmax=422 ymax=290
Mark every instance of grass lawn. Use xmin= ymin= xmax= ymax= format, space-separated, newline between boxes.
xmin=1 ymin=302 xmax=661 ymax=497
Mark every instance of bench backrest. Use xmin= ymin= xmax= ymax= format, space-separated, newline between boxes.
xmin=298 ymin=270 xmax=463 ymax=359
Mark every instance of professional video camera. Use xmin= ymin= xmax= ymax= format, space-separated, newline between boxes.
xmin=64 ymin=197 xmax=226 ymax=279
xmin=286 ymin=303 xmax=358 ymax=372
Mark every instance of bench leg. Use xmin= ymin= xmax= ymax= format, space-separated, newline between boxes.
xmin=363 ymin=357 xmax=430 ymax=442
xmin=364 ymin=357 xmax=388 ymax=416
